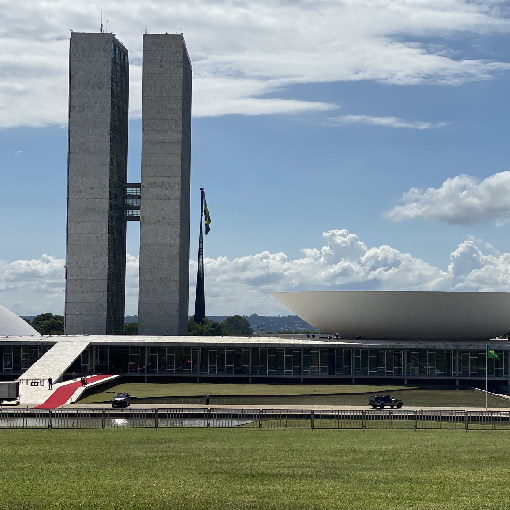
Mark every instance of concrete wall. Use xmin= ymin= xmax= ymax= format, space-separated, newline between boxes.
xmin=138 ymin=34 xmax=192 ymax=336
xmin=65 ymin=33 xmax=129 ymax=335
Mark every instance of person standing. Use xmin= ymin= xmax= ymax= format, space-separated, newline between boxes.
xmin=48 ymin=377 xmax=52 ymax=390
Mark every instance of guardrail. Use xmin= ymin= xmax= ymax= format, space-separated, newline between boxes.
xmin=18 ymin=379 xmax=46 ymax=387
xmin=1 ymin=408 xmax=510 ymax=430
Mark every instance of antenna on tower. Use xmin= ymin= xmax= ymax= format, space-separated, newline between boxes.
xmin=106 ymin=19 xmax=108 ymax=33
xmin=100 ymin=9 xmax=103 ymax=33
xmin=145 ymin=23 xmax=148 ymax=35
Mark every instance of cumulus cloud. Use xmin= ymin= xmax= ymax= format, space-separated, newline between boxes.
xmin=385 ymin=171 xmax=510 ymax=225
xmin=331 ymin=115 xmax=449 ymax=129
xmin=1 ymin=0 xmax=510 ymax=126
xmin=0 ymin=255 xmax=65 ymax=315
xmin=4 ymin=230 xmax=510 ymax=316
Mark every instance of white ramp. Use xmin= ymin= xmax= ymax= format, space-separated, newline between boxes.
xmin=17 ymin=339 xmax=90 ymax=405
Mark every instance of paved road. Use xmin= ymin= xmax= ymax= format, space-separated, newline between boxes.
xmin=56 ymin=403 xmax=510 ymax=412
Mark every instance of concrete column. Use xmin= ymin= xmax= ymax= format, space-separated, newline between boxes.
xmin=92 ymin=345 xmax=97 ymax=372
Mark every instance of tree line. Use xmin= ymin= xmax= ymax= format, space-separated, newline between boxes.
xmin=24 ymin=313 xmax=64 ymax=335
xmin=125 ymin=315 xmax=253 ymax=336
xmin=24 ymin=313 xmax=253 ymax=337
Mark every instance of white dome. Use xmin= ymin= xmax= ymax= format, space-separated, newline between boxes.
xmin=272 ymin=291 xmax=510 ymax=341
xmin=0 ymin=305 xmax=40 ymax=336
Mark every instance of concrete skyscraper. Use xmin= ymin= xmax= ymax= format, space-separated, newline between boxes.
xmin=65 ymin=33 xmax=129 ymax=335
xmin=64 ymin=32 xmax=191 ymax=336
xmin=138 ymin=34 xmax=192 ymax=336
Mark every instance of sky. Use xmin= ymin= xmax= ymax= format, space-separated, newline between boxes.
xmin=1 ymin=0 xmax=510 ymax=317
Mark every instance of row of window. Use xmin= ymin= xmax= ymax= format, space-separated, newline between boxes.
xmin=2 ymin=345 xmax=508 ymax=378
xmin=125 ymin=187 xmax=141 ymax=196
xmin=1 ymin=346 xmax=50 ymax=373
xmin=124 ymin=186 xmax=141 ymax=220
xmin=124 ymin=198 xmax=141 ymax=207
xmin=77 ymin=346 xmax=510 ymax=378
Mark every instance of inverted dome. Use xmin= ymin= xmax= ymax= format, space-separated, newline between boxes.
xmin=272 ymin=291 xmax=510 ymax=341
xmin=0 ymin=305 xmax=40 ymax=336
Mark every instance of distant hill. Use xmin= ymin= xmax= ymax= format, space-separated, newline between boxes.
xmin=208 ymin=314 xmax=319 ymax=333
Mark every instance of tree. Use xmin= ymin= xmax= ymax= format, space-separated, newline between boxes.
xmin=30 ymin=313 xmax=64 ymax=335
xmin=188 ymin=317 xmax=226 ymax=336
xmin=123 ymin=322 xmax=138 ymax=335
xmin=222 ymin=315 xmax=253 ymax=336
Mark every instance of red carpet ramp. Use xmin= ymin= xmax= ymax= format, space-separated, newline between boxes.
xmin=35 ymin=375 xmax=113 ymax=409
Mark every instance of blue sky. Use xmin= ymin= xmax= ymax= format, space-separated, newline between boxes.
xmin=1 ymin=1 xmax=510 ymax=316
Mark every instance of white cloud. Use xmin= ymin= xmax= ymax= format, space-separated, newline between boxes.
xmin=448 ymin=236 xmax=510 ymax=291
xmin=331 ymin=115 xmax=449 ymax=129
xmin=0 ymin=255 xmax=65 ymax=315
xmin=1 ymin=0 xmax=510 ymax=126
xmin=192 ymin=77 xmax=336 ymax=117
xmin=4 ymin=229 xmax=510 ymax=316
xmin=385 ymin=171 xmax=510 ymax=225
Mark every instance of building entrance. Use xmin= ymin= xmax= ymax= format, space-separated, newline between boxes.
xmin=109 ymin=348 xmax=129 ymax=374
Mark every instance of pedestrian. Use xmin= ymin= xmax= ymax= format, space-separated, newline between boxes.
xmin=205 ymin=394 xmax=210 ymax=405
xmin=72 ymin=371 xmax=76 ymax=381
xmin=48 ymin=377 xmax=52 ymax=390
xmin=88 ymin=367 xmax=92 ymax=376
xmin=335 ymin=332 xmax=339 ymax=340
xmin=81 ymin=376 xmax=85 ymax=386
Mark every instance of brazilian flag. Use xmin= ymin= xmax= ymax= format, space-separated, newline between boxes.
xmin=487 ymin=346 xmax=499 ymax=359
xmin=204 ymin=198 xmax=211 ymax=235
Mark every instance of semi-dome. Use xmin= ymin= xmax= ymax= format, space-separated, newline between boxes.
xmin=272 ymin=291 xmax=510 ymax=341
xmin=0 ymin=304 xmax=40 ymax=336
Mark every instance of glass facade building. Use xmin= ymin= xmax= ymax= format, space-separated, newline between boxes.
xmin=2 ymin=340 xmax=508 ymax=382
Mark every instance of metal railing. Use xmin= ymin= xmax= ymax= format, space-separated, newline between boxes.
xmin=18 ymin=378 xmax=46 ymax=387
xmin=1 ymin=408 xmax=510 ymax=430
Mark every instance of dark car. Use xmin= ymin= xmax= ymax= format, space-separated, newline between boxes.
xmin=369 ymin=395 xmax=403 ymax=409
xmin=112 ymin=392 xmax=131 ymax=408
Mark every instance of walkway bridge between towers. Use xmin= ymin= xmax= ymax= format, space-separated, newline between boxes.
xmin=15 ymin=338 xmax=101 ymax=406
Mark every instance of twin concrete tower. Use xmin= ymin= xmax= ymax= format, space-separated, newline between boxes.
xmin=64 ymin=32 xmax=192 ymax=336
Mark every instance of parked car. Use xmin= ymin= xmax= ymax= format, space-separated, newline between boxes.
xmin=112 ymin=392 xmax=131 ymax=408
xmin=369 ymin=395 xmax=403 ymax=409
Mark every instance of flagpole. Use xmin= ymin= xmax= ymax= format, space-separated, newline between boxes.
xmin=486 ymin=344 xmax=488 ymax=410
xmin=194 ymin=188 xmax=206 ymax=323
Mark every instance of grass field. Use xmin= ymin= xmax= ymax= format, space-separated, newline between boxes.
xmin=80 ymin=383 xmax=414 ymax=400
xmin=1 ymin=428 xmax=510 ymax=509
xmin=79 ymin=382 xmax=510 ymax=408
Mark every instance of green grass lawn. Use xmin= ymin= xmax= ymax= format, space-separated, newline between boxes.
xmin=79 ymin=382 xmax=510 ymax=408
xmin=81 ymin=382 xmax=414 ymax=401
xmin=1 ymin=428 xmax=510 ymax=509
